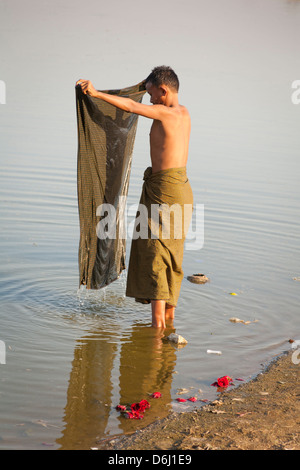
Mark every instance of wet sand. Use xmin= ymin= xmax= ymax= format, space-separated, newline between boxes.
xmin=96 ymin=350 xmax=299 ymax=450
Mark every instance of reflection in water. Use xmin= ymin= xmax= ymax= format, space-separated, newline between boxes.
xmin=118 ymin=324 xmax=177 ymax=434
xmin=56 ymin=328 xmax=118 ymax=450
xmin=57 ymin=323 xmax=178 ymax=450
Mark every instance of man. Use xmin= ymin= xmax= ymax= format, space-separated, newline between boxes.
xmin=76 ymin=66 xmax=193 ymax=328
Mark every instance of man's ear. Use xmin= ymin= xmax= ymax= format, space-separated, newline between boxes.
xmin=160 ymin=85 xmax=167 ymax=96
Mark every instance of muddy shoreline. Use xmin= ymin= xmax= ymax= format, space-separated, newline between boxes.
xmin=96 ymin=350 xmax=299 ymax=451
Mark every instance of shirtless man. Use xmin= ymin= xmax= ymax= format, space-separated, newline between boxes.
xmin=76 ymin=66 xmax=191 ymax=328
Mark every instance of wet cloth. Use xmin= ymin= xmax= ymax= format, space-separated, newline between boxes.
xmin=76 ymin=82 xmax=146 ymax=289
xmin=126 ymin=166 xmax=193 ymax=307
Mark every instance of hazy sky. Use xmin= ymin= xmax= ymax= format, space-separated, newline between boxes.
xmin=1 ymin=0 xmax=299 ymax=174
xmin=1 ymin=0 xmax=299 ymax=89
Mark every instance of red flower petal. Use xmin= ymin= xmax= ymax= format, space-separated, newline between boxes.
xmin=139 ymin=399 xmax=150 ymax=410
xmin=151 ymin=392 xmax=162 ymax=398
xmin=116 ymin=405 xmax=127 ymax=411
xmin=176 ymin=398 xmax=187 ymax=402
xmin=126 ymin=411 xmax=143 ymax=419
xmin=131 ymin=400 xmax=151 ymax=413
xmin=131 ymin=402 xmax=141 ymax=412
xmin=218 ymin=376 xmax=233 ymax=387
xmin=188 ymin=397 xmax=197 ymax=402
xmin=211 ymin=376 xmax=233 ymax=388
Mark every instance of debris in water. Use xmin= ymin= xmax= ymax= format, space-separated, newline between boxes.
xmin=207 ymin=349 xmax=222 ymax=355
xmin=229 ymin=317 xmax=258 ymax=325
xmin=187 ymin=273 xmax=209 ymax=284
xmin=177 ymin=388 xmax=190 ymax=395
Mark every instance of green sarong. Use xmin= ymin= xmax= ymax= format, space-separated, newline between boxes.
xmin=126 ymin=166 xmax=193 ymax=307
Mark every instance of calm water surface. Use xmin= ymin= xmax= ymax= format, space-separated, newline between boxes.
xmin=0 ymin=0 xmax=299 ymax=450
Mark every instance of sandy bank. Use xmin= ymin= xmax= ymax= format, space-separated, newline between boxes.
xmin=96 ymin=350 xmax=299 ymax=451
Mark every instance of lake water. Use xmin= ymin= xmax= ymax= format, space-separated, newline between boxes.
xmin=0 ymin=0 xmax=299 ymax=450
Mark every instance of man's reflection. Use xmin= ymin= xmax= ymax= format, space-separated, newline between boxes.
xmin=56 ymin=329 xmax=117 ymax=450
xmin=117 ymin=323 xmax=177 ymax=433
xmin=57 ymin=322 xmax=178 ymax=449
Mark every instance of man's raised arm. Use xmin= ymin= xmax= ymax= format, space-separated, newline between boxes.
xmin=76 ymin=79 xmax=168 ymax=121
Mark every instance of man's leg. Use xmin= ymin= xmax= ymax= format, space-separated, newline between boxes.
xmin=151 ymin=301 xmax=175 ymax=328
xmin=165 ymin=303 xmax=175 ymax=322
xmin=151 ymin=300 xmax=166 ymax=328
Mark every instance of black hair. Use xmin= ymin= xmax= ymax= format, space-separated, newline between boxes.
xmin=145 ymin=65 xmax=179 ymax=92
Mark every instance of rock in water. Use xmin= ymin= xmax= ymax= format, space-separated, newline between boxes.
xmin=167 ymin=333 xmax=188 ymax=344
xmin=187 ymin=273 xmax=209 ymax=284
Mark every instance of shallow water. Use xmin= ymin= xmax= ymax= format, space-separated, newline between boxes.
xmin=0 ymin=0 xmax=300 ymax=450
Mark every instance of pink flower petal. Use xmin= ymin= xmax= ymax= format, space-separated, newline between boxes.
xmin=151 ymin=392 xmax=162 ymax=398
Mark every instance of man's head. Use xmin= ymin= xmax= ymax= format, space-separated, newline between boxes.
xmin=145 ymin=66 xmax=179 ymax=105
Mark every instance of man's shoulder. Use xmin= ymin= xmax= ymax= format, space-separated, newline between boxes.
xmin=169 ymin=104 xmax=190 ymax=117
xmin=179 ymin=105 xmax=191 ymax=122
xmin=179 ymin=104 xmax=189 ymax=113
xmin=153 ymin=104 xmax=190 ymax=123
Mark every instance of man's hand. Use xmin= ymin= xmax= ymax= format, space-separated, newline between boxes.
xmin=76 ymin=79 xmax=97 ymax=97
